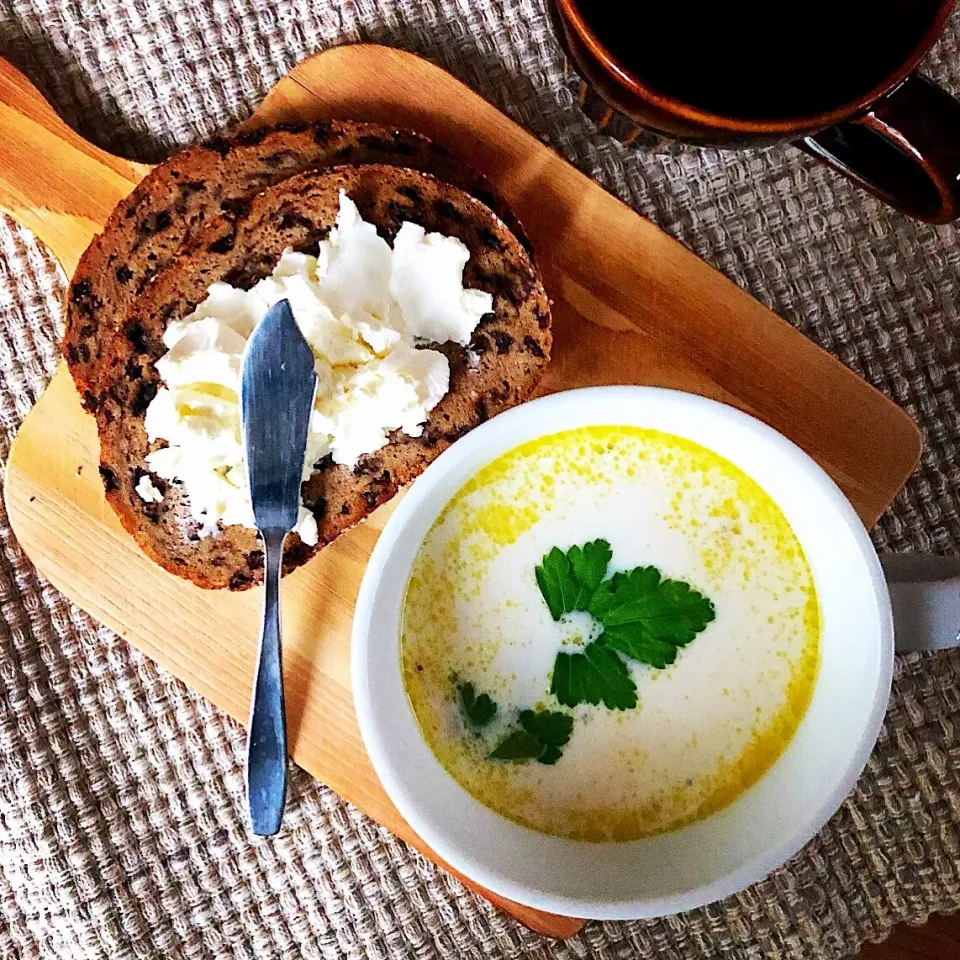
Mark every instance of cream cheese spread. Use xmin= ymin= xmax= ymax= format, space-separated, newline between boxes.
xmin=138 ymin=191 xmax=493 ymax=545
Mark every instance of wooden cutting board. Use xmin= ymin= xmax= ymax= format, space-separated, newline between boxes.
xmin=0 ymin=44 xmax=921 ymax=934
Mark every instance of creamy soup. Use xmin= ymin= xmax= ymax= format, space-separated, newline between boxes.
xmin=401 ymin=426 xmax=820 ymax=842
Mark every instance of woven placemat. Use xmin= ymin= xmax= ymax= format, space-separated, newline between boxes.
xmin=1 ymin=2 xmax=959 ymax=958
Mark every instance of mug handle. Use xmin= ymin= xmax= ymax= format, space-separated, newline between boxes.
xmin=882 ymin=554 xmax=960 ymax=653
xmin=800 ymin=74 xmax=960 ymax=224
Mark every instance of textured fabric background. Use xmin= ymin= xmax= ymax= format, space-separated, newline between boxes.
xmin=0 ymin=2 xmax=959 ymax=958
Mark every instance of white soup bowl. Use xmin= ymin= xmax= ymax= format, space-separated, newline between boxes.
xmin=351 ymin=387 xmax=893 ymax=920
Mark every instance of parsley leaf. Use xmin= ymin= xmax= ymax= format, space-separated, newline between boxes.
xmin=490 ymin=709 xmax=573 ymax=764
xmin=535 ymin=539 xmax=613 ymax=620
xmin=489 ymin=729 xmax=542 ymax=761
xmin=589 ymin=566 xmax=716 ymax=650
xmin=459 ymin=682 xmax=497 ymax=728
xmin=599 ymin=628 xmax=679 ymax=669
xmin=589 ymin=567 xmax=658 ymax=621
xmin=519 ymin=708 xmax=573 ymax=747
xmin=567 ymin=540 xmax=612 ymax=599
xmin=551 ymin=642 xmax=638 ymax=710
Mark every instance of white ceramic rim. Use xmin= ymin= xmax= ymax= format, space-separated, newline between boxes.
xmin=351 ymin=386 xmax=894 ymax=919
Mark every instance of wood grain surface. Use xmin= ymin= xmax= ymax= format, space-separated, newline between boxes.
xmin=0 ymin=45 xmax=923 ymax=938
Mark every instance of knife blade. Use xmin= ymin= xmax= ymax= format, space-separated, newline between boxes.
xmin=240 ymin=298 xmax=317 ymax=836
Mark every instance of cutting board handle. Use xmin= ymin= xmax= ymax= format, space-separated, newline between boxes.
xmin=0 ymin=57 xmax=147 ymax=274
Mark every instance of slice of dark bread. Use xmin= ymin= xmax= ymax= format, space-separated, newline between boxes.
xmin=64 ymin=121 xmax=527 ymax=415
xmin=96 ymin=164 xmax=551 ymax=589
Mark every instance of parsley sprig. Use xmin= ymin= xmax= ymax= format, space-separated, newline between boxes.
xmin=538 ymin=540 xmax=715 ymax=710
xmin=490 ymin=709 xmax=573 ymax=765
xmin=458 ymin=683 xmax=572 ymax=765
xmin=451 ymin=540 xmax=715 ymax=768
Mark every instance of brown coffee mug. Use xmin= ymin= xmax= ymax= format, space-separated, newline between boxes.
xmin=550 ymin=0 xmax=960 ymax=223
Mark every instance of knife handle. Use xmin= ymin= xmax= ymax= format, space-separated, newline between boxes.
xmin=246 ymin=529 xmax=288 ymax=836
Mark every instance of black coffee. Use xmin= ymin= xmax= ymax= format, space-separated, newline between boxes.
xmin=578 ymin=1 xmax=942 ymax=120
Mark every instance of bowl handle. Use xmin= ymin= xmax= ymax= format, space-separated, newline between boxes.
xmin=882 ymin=554 xmax=960 ymax=652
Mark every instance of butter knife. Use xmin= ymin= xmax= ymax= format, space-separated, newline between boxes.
xmin=241 ymin=298 xmax=317 ymax=836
